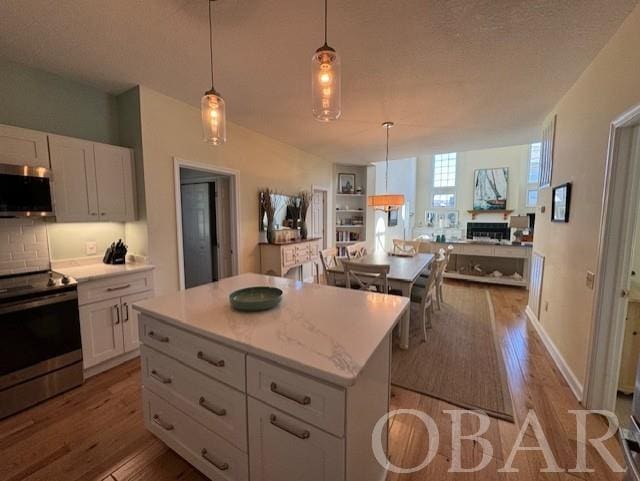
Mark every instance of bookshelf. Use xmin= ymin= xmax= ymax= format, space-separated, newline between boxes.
xmin=334 ymin=165 xmax=367 ymax=257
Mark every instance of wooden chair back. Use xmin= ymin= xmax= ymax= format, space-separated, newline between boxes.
xmin=342 ymin=261 xmax=390 ymax=293
xmin=319 ymin=247 xmax=340 ymax=286
xmin=415 ymin=255 xmax=445 ymax=309
xmin=346 ymin=242 xmax=367 ymax=260
xmin=392 ymin=239 xmax=420 ymax=256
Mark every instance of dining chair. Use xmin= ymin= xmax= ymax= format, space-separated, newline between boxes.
xmin=346 ymin=242 xmax=367 ymax=260
xmin=392 ymin=239 xmax=420 ymax=256
xmin=410 ymin=255 xmax=445 ymax=342
xmin=436 ymin=245 xmax=455 ymax=305
xmin=342 ymin=261 xmax=390 ymax=294
xmin=318 ymin=247 xmax=343 ymax=287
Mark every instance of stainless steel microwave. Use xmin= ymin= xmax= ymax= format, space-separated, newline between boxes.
xmin=0 ymin=163 xmax=54 ymax=217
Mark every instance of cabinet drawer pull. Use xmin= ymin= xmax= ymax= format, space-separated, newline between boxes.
xmin=199 ymin=396 xmax=226 ymax=416
xmin=152 ymin=414 xmax=174 ymax=431
xmin=201 ymin=448 xmax=229 ymax=471
xmin=107 ymin=284 xmax=131 ymax=292
xmin=150 ymin=369 xmax=171 ymax=384
xmin=148 ymin=331 xmax=169 ymax=343
xmin=197 ymin=351 xmax=225 ymax=367
xmin=269 ymin=414 xmax=310 ymax=440
xmin=270 ymin=382 xmax=311 ymax=405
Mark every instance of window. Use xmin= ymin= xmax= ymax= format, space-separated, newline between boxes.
xmin=433 ymin=153 xmax=457 ymax=188
xmin=432 ymin=193 xmax=456 ymax=208
xmin=526 ymin=142 xmax=541 ymax=208
xmin=528 ymin=142 xmax=541 ymax=184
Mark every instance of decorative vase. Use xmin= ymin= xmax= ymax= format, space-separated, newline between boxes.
xmin=300 ymin=221 xmax=308 ymax=240
xmin=267 ymin=224 xmax=276 ymax=244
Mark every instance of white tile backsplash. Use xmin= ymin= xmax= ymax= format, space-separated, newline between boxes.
xmin=0 ymin=219 xmax=50 ymax=275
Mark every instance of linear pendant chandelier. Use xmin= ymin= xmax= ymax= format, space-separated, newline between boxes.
xmin=201 ymin=0 xmax=227 ymax=145
xmin=311 ymin=0 xmax=341 ymax=121
xmin=368 ymin=122 xmax=405 ymax=211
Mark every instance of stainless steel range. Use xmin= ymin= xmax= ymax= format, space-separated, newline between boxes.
xmin=0 ymin=270 xmax=82 ymax=419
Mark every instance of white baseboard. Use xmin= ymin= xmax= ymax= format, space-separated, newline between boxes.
xmin=84 ymin=349 xmax=140 ymax=379
xmin=525 ymin=306 xmax=584 ymax=402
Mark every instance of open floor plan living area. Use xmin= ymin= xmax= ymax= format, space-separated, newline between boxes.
xmin=2 ymin=1 xmax=640 ymax=480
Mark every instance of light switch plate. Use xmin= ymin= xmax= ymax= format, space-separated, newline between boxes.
xmin=85 ymin=241 xmax=97 ymax=255
xmin=586 ymin=271 xmax=595 ymax=289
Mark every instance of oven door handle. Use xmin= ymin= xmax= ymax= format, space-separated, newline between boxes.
xmin=0 ymin=290 xmax=78 ymax=315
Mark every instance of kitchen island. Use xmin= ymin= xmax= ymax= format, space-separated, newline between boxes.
xmin=133 ymin=273 xmax=408 ymax=481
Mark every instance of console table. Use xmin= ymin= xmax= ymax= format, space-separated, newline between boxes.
xmin=259 ymin=238 xmax=322 ymax=278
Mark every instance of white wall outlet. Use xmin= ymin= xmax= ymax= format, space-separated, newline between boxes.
xmin=85 ymin=241 xmax=97 ymax=255
xmin=586 ymin=271 xmax=595 ymax=289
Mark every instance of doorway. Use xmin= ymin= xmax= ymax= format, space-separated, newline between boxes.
xmin=311 ymin=185 xmax=328 ymax=248
xmin=585 ymin=105 xmax=640 ymax=418
xmin=174 ymin=158 xmax=239 ymax=290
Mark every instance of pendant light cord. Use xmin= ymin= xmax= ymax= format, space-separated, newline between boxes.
xmin=385 ymin=125 xmax=390 ymax=192
xmin=208 ymin=0 xmax=215 ymax=87
xmin=324 ymin=0 xmax=328 ymax=45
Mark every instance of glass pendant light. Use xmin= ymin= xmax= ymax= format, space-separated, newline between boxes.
xmin=312 ymin=0 xmax=341 ymax=121
xmin=201 ymin=0 xmax=226 ymax=145
xmin=368 ymin=122 xmax=405 ymax=211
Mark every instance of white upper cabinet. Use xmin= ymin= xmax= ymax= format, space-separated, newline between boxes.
xmin=0 ymin=124 xmax=50 ymax=168
xmin=49 ymin=134 xmax=136 ymax=222
xmin=49 ymin=134 xmax=100 ymax=221
xmin=94 ymin=143 xmax=135 ymax=221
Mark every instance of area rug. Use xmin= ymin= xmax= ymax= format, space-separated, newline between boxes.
xmin=391 ymin=283 xmax=515 ymax=422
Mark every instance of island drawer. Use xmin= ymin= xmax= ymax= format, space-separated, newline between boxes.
xmin=141 ymin=345 xmax=247 ymax=451
xmin=248 ymin=397 xmax=345 ymax=481
xmin=140 ymin=315 xmax=246 ymax=392
xmin=247 ymin=356 xmax=345 ymax=437
xmin=144 ymin=388 xmax=249 ymax=481
xmin=496 ymin=246 xmax=529 ymax=258
xmin=461 ymin=244 xmax=495 ymax=257
xmin=78 ymin=270 xmax=154 ymax=305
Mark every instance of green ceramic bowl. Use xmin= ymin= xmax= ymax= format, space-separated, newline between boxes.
xmin=229 ymin=287 xmax=283 ymax=312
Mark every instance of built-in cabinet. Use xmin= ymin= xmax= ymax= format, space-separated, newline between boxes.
xmin=79 ymin=270 xmax=154 ymax=370
xmin=0 ymin=124 xmax=50 ymax=168
xmin=0 ymin=124 xmax=137 ymax=222
xmin=49 ymin=134 xmax=136 ymax=222
xmin=259 ymin=238 xmax=322 ymax=278
xmin=139 ymin=312 xmax=389 ymax=481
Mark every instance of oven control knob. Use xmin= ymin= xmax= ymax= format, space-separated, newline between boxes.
xmin=47 ymin=274 xmax=56 ymax=287
xmin=61 ymin=275 xmax=71 ymax=285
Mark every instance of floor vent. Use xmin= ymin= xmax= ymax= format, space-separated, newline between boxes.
xmin=529 ymin=251 xmax=545 ymax=319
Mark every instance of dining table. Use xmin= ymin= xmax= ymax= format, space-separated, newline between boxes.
xmin=328 ymin=251 xmax=435 ymax=350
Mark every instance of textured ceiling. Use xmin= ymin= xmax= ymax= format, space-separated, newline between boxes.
xmin=0 ymin=0 xmax=637 ymax=164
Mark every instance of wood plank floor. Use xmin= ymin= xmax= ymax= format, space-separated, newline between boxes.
xmin=0 ymin=282 xmax=625 ymax=481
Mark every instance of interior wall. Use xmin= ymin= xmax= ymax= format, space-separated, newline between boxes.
xmin=373 ymin=158 xmax=417 ymax=252
xmin=414 ymin=144 xmax=532 ymax=232
xmin=47 ymin=222 xmax=125 ymax=260
xmin=0 ymin=58 xmax=120 ymax=144
xmin=531 ymin=3 xmax=640 ymax=390
xmin=138 ymin=86 xmax=334 ymax=295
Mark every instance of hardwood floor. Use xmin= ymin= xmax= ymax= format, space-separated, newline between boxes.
xmin=0 ymin=282 xmax=625 ymax=480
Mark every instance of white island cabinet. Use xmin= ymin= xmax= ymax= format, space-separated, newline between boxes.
xmin=133 ymin=273 xmax=408 ymax=481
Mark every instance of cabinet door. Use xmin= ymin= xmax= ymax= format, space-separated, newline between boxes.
xmin=248 ymin=398 xmax=344 ymax=481
xmin=79 ymin=298 xmax=125 ymax=368
xmin=121 ymin=291 xmax=153 ymax=353
xmin=0 ymin=124 xmax=50 ymax=168
xmin=94 ymin=143 xmax=135 ymax=221
xmin=619 ymin=302 xmax=640 ymax=393
xmin=48 ymin=134 xmax=99 ymax=222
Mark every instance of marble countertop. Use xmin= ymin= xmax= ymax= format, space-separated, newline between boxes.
xmin=54 ymin=262 xmax=154 ymax=282
xmin=258 ymin=237 xmax=321 ymax=246
xmin=133 ymin=273 xmax=408 ymax=387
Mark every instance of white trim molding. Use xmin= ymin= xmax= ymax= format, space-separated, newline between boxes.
xmin=173 ymin=157 xmax=240 ymax=290
xmin=525 ymin=305 xmax=584 ymax=402
xmin=583 ymin=103 xmax=640 ymax=411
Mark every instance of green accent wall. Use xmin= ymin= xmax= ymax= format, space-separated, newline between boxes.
xmin=0 ymin=58 xmax=119 ymax=144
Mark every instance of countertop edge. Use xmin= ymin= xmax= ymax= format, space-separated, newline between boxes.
xmin=56 ymin=264 xmax=155 ymax=283
xmin=133 ymin=298 xmax=408 ymax=388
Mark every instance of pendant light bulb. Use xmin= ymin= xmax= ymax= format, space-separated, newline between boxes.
xmin=312 ymin=0 xmax=341 ymax=121
xmin=202 ymin=0 xmax=227 ymax=145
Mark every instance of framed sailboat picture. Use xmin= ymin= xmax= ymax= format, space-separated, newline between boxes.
xmin=474 ymin=168 xmax=509 ymax=210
